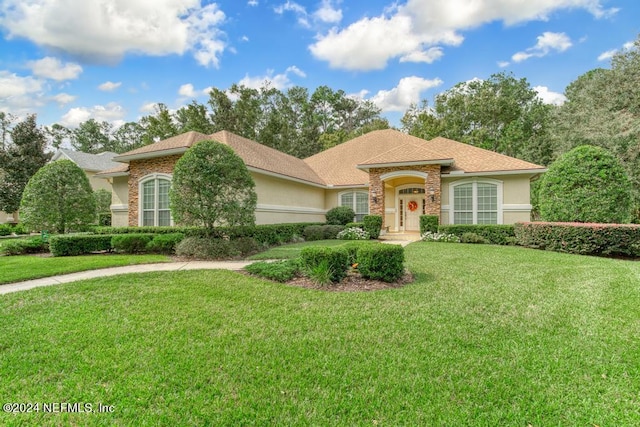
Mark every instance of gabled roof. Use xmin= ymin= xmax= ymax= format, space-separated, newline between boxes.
xmin=304 ymin=129 xmax=545 ymax=185
xmin=110 ymin=130 xmax=325 ymax=186
xmin=52 ymin=149 xmax=120 ymax=172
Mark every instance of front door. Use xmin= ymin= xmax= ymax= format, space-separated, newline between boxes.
xmin=401 ymin=196 xmax=422 ymax=231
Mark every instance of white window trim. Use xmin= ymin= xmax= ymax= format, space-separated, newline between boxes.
xmin=138 ymin=173 xmax=173 ymax=226
xmin=449 ymin=178 xmax=503 ymax=225
xmin=337 ymin=190 xmax=369 ymax=222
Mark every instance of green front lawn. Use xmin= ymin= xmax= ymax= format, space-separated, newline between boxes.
xmin=1 ymin=243 xmax=639 ymax=425
xmin=0 ymin=254 xmax=170 ymax=284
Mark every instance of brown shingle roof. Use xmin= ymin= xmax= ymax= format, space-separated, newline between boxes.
xmin=95 ymin=163 xmax=129 ymax=177
xmin=304 ymin=129 xmax=545 ymax=185
xmin=112 ymin=130 xmax=325 ymax=186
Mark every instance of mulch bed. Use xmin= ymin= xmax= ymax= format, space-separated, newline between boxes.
xmin=244 ymin=269 xmax=415 ymax=292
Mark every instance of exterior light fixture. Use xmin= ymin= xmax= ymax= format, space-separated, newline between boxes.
xmin=371 ymin=189 xmax=378 ymax=204
xmin=429 ymin=187 xmax=435 ymax=203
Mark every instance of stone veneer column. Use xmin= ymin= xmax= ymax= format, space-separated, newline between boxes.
xmin=127 ymin=155 xmax=183 ymax=226
xmin=423 ymin=165 xmax=442 ymax=219
xmin=368 ymin=169 xmax=385 ymax=227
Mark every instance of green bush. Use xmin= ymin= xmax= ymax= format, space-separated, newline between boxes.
xmin=438 ymin=225 xmax=515 ymax=245
xmin=145 ymin=233 xmax=185 ymax=254
xmin=363 ymin=215 xmax=383 ymax=239
xmin=0 ymin=224 xmax=12 ymax=236
xmin=49 ymin=234 xmax=113 ymax=256
xmin=303 ymin=225 xmax=325 ymax=241
xmin=300 ymin=246 xmax=349 ymax=283
xmin=420 ymin=215 xmax=439 ymax=234
xmin=325 ymin=206 xmax=355 ymax=225
xmin=460 ymin=232 xmax=486 ymax=244
xmin=233 ymin=236 xmax=261 ymax=257
xmin=111 ymin=234 xmax=154 ymax=254
xmin=345 ymin=222 xmax=363 ymax=229
xmin=175 ymin=237 xmax=241 ymax=259
xmin=307 ymin=260 xmax=333 ymax=286
xmin=514 ymin=222 xmax=640 ymax=258
xmin=245 ymin=259 xmax=300 ymax=282
xmin=1 ymin=237 xmax=49 ymax=256
xmin=10 ymin=223 xmax=28 ymax=235
xmin=539 ymin=145 xmax=633 ymax=223
xmin=323 ymin=224 xmax=345 ymax=239
xmin=357 ymin=245 xmax=405 ymax=283
xmin=343 ymin=241 xmax=377 ymax=265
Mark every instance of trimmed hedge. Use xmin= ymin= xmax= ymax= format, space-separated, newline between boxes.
xmin=245 ymin=259 xmax=300 ymax=282
xmin=111 ymin=234 xmax=155 ymax=254
xmin=325 ymin=206 xmax=355 ymax=225
xmin=300 ymin=246 xmax=349 ymax=283
xmin=357 ymin=245 xmax=404 ymax=283
xmin=363 ymin=215 xmax=383 ymax=239
xmin=1 ymin=237 xmax=49 ymax=256
xmin=145 ymin=233 xmax=185 ymax=254
xmin=303 ymin=224 xmax=344 ymax=241
xmin=49 ymin=234 xmax=113 ymax=256
xmin=175 ymin=237 xmax=241 ymax=259
xmin=94 ymin=223 xmax=321 ymax=246
xmin=514 ymin=222 xmax=640 ymax=258
xmin=420 ymin=215 xmax=439 ymax=234
xmin=438 ymin=224 xmax=515 ymax=245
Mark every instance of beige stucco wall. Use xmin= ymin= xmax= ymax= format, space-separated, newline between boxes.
xmin=110 ymin=175 xmax=130 ymax=227
xmin=254 ymin=173 xmax=326 ymax=224
xmin=86 ymin=171 xmax=112 ymax=192
xmin=0 ymin=211 xmax=17 ymax=224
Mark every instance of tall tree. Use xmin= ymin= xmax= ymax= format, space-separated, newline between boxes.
xmin=69 ymin=119 xmax=113 ymax=153
xmin=175 ymin=101 xmax=215 ymax=134
xmin=401 ymin=72 xmax=553 ymax=165
xmin=0 ymin=112 xmax=16 ymax=151
xmin=139 ymin=103 xmax=179 ymax=145
xmin=112 ymin=121 xmax=146 ymax=153
xmin=0 ymin=114 xmax=51 ymax=214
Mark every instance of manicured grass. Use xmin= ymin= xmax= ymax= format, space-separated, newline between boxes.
xmin=0 ymin=254 xmax=170 ymax=284
xmin=248 ymin=239 xmax=378 ymax=260
xmin=1 ymin=243 xmax=639 ymax=425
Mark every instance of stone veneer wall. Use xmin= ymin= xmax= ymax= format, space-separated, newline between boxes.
xmin=127 ymin=155 xmax=182 ymax=226
xmin=368 ymin=165 xmax=442 ymax=227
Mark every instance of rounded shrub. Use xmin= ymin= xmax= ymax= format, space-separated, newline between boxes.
xmin=357 ymin=245 xmax=404 ymax=283
xmin=175 ymin=237 xmax=240 ymax=259
xmin=363 ymin=215 xmax=383 ymax=239
xmin=325 ymin=206 xmax=355 ymax=225
xmin=300 ymin=246 xmax=349 ymax=283
xmin=539 ymin=145 xmax=633 ymax=223
xmin=111 ymin=234 xmax=154 ymax=254
xmin=146 ymin=233 xmax=185 ymax=254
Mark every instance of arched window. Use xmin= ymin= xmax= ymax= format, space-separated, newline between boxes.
xmin=139 ymin=174 xmax=172 ymax=226
xmin=339 ymin=191 xmax=369 ymax=222
xmin=451 ymin=180 xmax=501 ymax=224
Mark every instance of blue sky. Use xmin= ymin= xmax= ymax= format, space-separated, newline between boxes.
xmin=0 ymin=0 xmax=638 ymax=129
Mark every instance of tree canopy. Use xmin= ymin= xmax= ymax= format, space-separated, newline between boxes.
xmin=20 ymin=159 xmax=96 ymax=233
xmin=169 ymin=140 xmax=257 ymax=232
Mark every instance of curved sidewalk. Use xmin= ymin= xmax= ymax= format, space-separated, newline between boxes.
xmin=0 ymin=261 xmax=255 ymax=295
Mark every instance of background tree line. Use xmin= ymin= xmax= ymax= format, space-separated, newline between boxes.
xmin=1 ymin=36 xmax=639 ymax=220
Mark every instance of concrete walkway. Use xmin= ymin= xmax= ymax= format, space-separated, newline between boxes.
xmin=1 ymin=238 xmax=419 ymax=295
xmin=0 ymin=260 xmax=255 ymax=295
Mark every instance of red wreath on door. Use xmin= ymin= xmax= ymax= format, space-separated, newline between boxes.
xmin=407 ymin=201 xmax=418 ymax=212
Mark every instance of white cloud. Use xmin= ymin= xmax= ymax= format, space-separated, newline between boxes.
xmin=598 ymin=40 xmax=636 ymax=62
xmin=248 ymin=0 xmax=258 ymax=6
xmin=0 ymin=0 xmax=227 ymax=67
xmin=51 ymin=93 xmax=76 ymax=106
xmin=238 ymin=66 xmax=306 ymax=90
xmin=399 ymin=47 xmax=444 ymax=64
xmin=140 ymin=102 xmax=159 ymax=113
xmin=310 ymin=0 xmax=611 ymax=71
xmin=27 ymin=57 xmax=82 ymax=81
xmin=60 ymin=102 xmax=126 ymax=128
xmin=534 ymin=85 xmax=566 ymax=106
xmin=274 ymin=1 xmax=310 ymax=27
xmin=512 ymin=32 xmax=572 ymax=63
xmin=370 ymin=76 xmax=443 ymax=112
xmin=178 ymin=83 xmax=198 ymax=98
xmin=98 ymin=81 xmax=122 ymax=92
xmin=0 ymin=71 xmax=43 ymax=98
xmin=241 ymin=35 xmax=249 ymax=42
xmin=497 ymin=60 xmax=510 ymax=68
xmin=313 ymin=0 xmax=342 ymax=24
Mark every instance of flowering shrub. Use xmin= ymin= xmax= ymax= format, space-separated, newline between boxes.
xmin=421 ymin=231 xmax=461 ymax=243
xmin=337 ymin=227 xmax=370 ymax=240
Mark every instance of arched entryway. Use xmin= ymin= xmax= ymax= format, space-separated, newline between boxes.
xmin=397 ymin=186 xmax=425 ymax=232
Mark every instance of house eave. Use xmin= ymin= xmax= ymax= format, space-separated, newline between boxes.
xmin=441 ymin=168 xmax=547 ymax=177
xmin=247 ymin=166 xmax=327 ymax=189
xmin=357 ymin=159 xmax=455 ymax=170
xmin=114 ymin=147 xmax=189 ymax=163
xmin=96 ymin=171 xmax=130 ymax=178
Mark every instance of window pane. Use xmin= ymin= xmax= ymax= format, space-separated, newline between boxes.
xmin=142 ymin=211 xmax=155 ymax=226
xmin=454 ymin=212 xmax=473 ymax=224
xmin=340 ymin=193 xmax=353 ymax=208
xmin=477 ymin=183 xmax=497 ymax=211
xmin=477 ymin=212 xmax=497 ymax=224
xmin=158 ymin=210 xmax=171 ymax=226
xmin=143 ymin=181 xmax=155 ymax=210
xmin=158 ymin=180 xmax=170 ymax=210
xmin=453 ymin=183 xmax=473 ymax=224
xmin=355 ymin=192 xmax=368 ymax=215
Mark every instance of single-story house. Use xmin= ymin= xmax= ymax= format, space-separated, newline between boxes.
xmin=1 ymin=149 xmax=120 ymax=224
xmin=97 ymin=129 xmax=546 ymax=232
